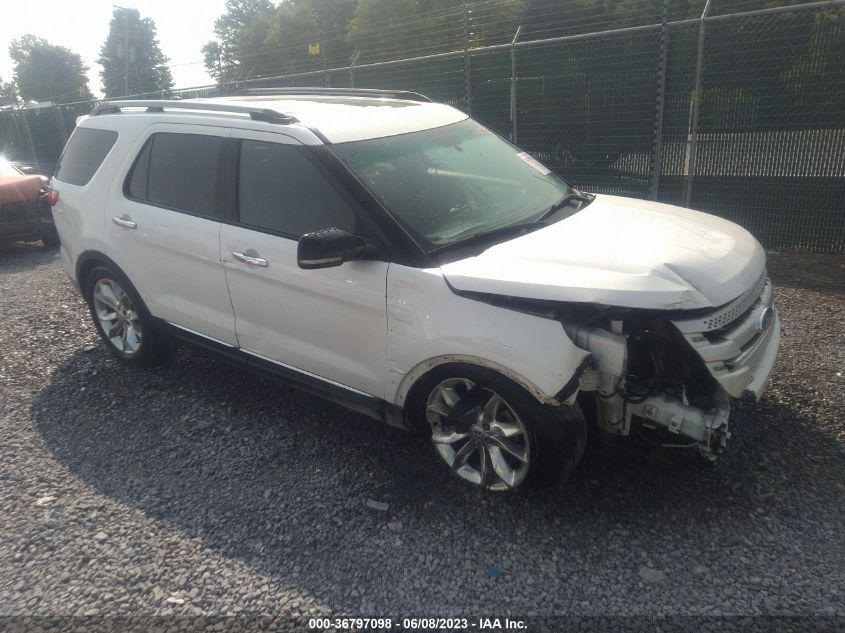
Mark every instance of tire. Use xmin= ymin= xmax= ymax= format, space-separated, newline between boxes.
xmin=40 ymin=225 xmax=60 ymax=248
xmin=412 ymin=363 xmax=587 ymax=491
xmin=83 ymin=265 xmax=173 ymax=366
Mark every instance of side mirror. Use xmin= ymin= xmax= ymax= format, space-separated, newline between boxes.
xmin=297 ymin=227 xmax=367 ymax=270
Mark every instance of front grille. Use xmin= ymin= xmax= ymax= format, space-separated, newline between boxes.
xmin=702 ymin=273 xmax=767 ymax=330
xmin=672 ymin=272 xmax=778 ymax=398
xmin=674 ymin=269 xmax=768 ymax=334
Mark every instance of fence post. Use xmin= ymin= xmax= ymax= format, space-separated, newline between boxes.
xmin=16 ymin=109 xmax=38 ymax=166
xmin=463 ymin=0 xmax=472 ymax=114
xmin=53 ymin=105 xmax=69 ymax=145
xmin=685 ymin=0 xmax=711 ymax=208
xmin=510 ymin=26 xmax=522 ymax=144
xmin=649 ymin=0 xmax=670 ymax=201
xmin=349 ymin=51 xmax=361 ymax=88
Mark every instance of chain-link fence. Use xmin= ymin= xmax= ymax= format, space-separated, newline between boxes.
xmin=1 ymin=0 xmax=843 ymax=252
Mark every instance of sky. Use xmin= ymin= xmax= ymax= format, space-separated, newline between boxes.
xmin=0 ymin=0 xmax=229 ymax=99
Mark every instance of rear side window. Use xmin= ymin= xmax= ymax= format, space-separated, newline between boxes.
xmin=144 ymin=133 xmax=223 ymax=217
xmin=54 ymin=127 xmax=118 ymax=186
xmin=125 ymin=133 xmax=223 ymax=218
xmin=127 ymin=138 xmax=152 ymax=200
xmin=238 ymin=140 xmax=355 ymax=236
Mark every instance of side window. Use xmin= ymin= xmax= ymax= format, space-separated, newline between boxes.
xmin=54 ymin=127 xmax=118 ymax=186
xmin=127 ymin=138 xmax=152 ymax=200
xmin=138 ymin=133 xmax=223 ymax=217
xmin=238 ymin=140 xmax=355 ymax=237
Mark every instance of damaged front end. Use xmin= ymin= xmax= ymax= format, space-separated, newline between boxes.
xmin=563 ymin=269 xmax=779 ymax=459
xmin=449 ymin=266 xmax=779 ymax=459
xmin=566 ymin=318 xmax=732 ymax=459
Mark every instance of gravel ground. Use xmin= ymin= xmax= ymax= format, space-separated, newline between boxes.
xmin=0 ymin=243 xmax=842 ymax=622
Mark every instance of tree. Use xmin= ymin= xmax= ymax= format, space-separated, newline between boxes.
xmin=203 ymin=0 xmax=275 ymax=83
xmin=8 ymin=36 xmax=93 ymax=103
xmin=98 ymin=7 xmax=173 ymax=98
xmin=347 ymin=0 xmax=431 ymax=62
xmin=236 ymin=11 xmax=280 ymax=78
xmin=261 ymin=0 xmax=357 ymax=76
xmin=202 ymin=41 xmax=225 ymax=85
xmin=0 ymin=77 xmax=17 ymax=106
xmin=347 ymin=0 xmax=526 ymax=62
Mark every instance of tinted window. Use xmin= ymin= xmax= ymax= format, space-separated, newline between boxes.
xmin=238 ymin=140 xmax=354 ymax=236
xmin=127 ymin=139 xmax=152 ymax=200
xmin=55 ymin=127 xmax=118 ymax=186
xmin=147 ymin=133 xmax=222 ymax=217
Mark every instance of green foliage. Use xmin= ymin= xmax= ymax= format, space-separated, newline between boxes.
xmin=347 ymin=0 xmax=420 ymax=62
xmin=261 ymin=0 xmax=357 ymax=75
xmin=203 ymin=0 xmax=357 ymax=81
xmin=348 ymin=0 xmax=526 ymax=62
xmin=237 ymin=11 xmax=281 ymax=78
xmin=8 ymin=35 xmax=93 ymax=104
xmin=97 ymin=7 xmax=173 ymax=98
xmin=779 ymin=9 xmax=845 ymax=116
xmin=0 ymin=77 xmax=17 ymax=106
xmin=203 ymin=0 xmax=275 ymax=83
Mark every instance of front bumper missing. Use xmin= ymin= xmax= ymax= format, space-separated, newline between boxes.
xmin=629 ymin=389 xmax=731 ymax=459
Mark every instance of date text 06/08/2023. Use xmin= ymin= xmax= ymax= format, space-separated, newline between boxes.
xmin=307 ymin=617 xmax=528 ymax=630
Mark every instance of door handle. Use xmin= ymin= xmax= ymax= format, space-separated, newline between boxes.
xmin=112 ymin=215 xmax=137 ymax=229
xmin=233 ymin=251 xmax=269 ymax=268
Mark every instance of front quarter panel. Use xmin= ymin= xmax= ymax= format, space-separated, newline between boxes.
xmin=387 ymin=264 xmax=590 ymax=407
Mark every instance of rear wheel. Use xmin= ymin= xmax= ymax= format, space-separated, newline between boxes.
xmin=415 ymin=364 xmax=587 ymax=491
xmin=84 ymin=265 xmax=172 ymax=366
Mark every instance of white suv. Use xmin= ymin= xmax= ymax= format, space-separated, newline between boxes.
xmin=50 ymin=88 xmax=780 ymax=492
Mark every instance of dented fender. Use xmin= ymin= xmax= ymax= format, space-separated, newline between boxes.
xmin=386 ymin=264 xmax=590 ymax=408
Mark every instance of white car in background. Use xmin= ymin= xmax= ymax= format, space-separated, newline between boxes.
xmin=49 ymin=88 xmax=780 ymax=492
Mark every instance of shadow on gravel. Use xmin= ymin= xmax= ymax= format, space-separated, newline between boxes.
xmin=31 ymin=344 xmax=844 ymax=610
xmin=0 ymin=242 xmax=59 ymax=274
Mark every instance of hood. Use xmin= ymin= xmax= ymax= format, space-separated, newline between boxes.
xmin=439 ymin=194 xmax=766 ymax=310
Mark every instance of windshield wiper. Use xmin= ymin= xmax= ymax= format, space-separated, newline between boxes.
xmin=535 ymin=190 xmax=595 ymax=222
xmin=431 ymin=221 xmax=548 ymax=255
xmin=430 ymin=190 xmax=594 ymax=256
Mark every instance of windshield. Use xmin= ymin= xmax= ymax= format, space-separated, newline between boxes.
xmin=331 ymin=119 xmax=571 ymax=250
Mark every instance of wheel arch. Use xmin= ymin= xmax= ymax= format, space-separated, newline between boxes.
xmin=75 ymin=250 xmax=128 ymax=300
xmin=396 ymin=355 xmax=555 ymax=411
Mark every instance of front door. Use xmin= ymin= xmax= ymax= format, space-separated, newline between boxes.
xmin=220 ymin=130 xmax=388 ymax=398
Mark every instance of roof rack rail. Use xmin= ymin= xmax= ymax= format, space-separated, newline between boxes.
xmin=90 ymin=100 xmax=298 ymax=124
xmin=232 ymin=87 xmax=432 ymax=102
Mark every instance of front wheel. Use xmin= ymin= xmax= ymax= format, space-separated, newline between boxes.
xmin=415 ymin=365 xmax=587 ymax=492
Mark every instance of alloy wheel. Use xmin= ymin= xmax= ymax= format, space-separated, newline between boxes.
xmin=92 ymin=278 xmax=143 ymax=355
xmin=426 ymin=377 xmax=531 ymax=491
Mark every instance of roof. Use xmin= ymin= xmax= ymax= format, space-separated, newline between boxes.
xmin=186 ymin=95 xmax=468 ymax=144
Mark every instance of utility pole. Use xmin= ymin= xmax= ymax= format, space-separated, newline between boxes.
xmin=217 ymin=52 xmax=223 ymax=90
xmin=113 ymin=5 xmax=131 ymax=97
xmin=463 ymin=0 xmax=472 ymax=114
xmin=123 ymin=12 xmax=130 ymax=97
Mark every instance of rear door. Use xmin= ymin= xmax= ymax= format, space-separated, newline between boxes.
xmin=106 ymin=124 xmax=237 ymax=345
xmin=220 ymin=130 xmax=388 ymax=398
